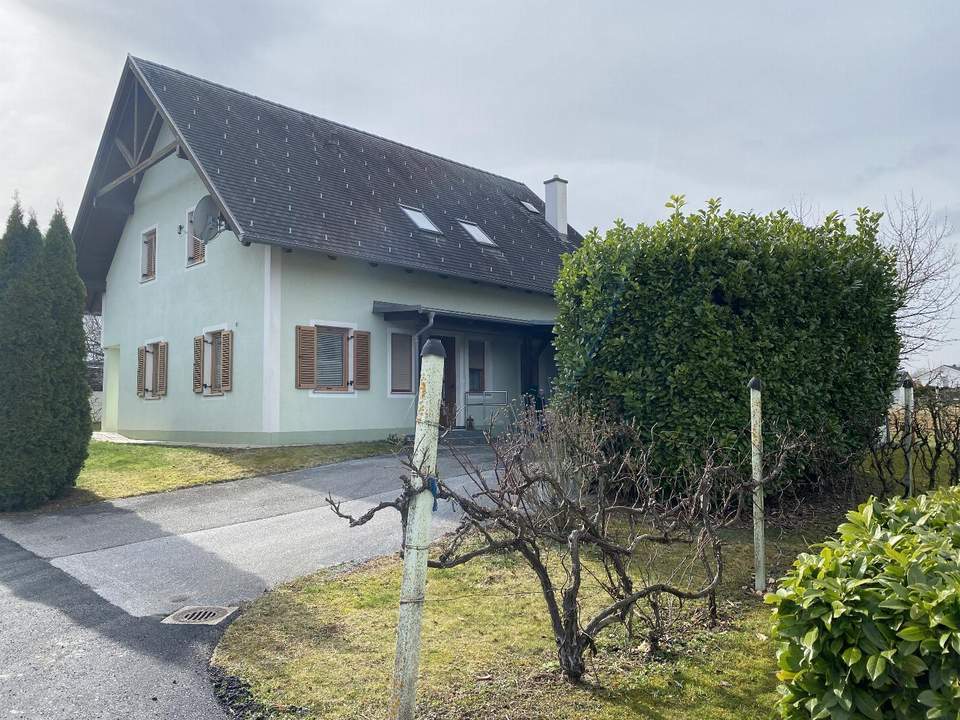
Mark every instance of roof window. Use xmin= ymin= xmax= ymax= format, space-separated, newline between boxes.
xmin=400 ymin=204 xmax=442 ymax=234
xmin=458 ymin=219 xmax=497 ymax=247
xmin=520 ymin=200 xmax=540 ymax=213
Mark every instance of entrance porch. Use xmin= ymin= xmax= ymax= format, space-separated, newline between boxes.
xmin=372 ymin=302 xmax=556 ymax=430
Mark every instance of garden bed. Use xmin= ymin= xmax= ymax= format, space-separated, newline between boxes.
xmin=212 ymin=524 xmax=824 ymax=720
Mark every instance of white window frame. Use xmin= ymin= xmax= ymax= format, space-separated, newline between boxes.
xmin=308 ymin=319 xmax=358 ymax=398
xmin=201 ymin=323 xmax=229 ymax=398
xmin=387 ymin=330 xmax=416 ymax=398
xmin=142 ymin=335 xmax=165 ymax=400
xmin=458 ymin=219 xmax=497 ymax=247
xmin=185 ymin=207 xmax=206 ymax=268
xmin=399 ymin=204 xmax=443 ymax=235
xmin=140 ymin=225 xmax=158 ymax=283
xmin=467 ymin=338 xmax=490 ymax=394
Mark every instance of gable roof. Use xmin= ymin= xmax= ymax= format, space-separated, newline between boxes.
xmin=74 ymin=56 xmax=581 ymax=297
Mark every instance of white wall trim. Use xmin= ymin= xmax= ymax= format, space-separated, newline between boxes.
xmin=262 ymin=246 xmax=282 ymax=431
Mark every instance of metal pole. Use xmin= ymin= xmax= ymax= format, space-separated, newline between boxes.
xmin=902 ymin=375 xmax=914 ymax=497
xmin=390 ymin=339 xmax=445 ymax=720
xmin=748 ymin=376 xmax=765 ymax=594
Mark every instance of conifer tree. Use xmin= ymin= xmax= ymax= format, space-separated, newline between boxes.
xmin=0 ymin=204 xmax=54 ymax=509
xmin=41 ymin=208 xmax=91 ymax=495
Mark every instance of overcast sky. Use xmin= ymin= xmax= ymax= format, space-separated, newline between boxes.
xmin=2 ymin=1 xmax=957 ymax=368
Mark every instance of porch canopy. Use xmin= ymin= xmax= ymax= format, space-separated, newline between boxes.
xmin=372 ymin=301 xmax=554 ymax=337
xmin=372 ymin=300 xmax=555 ymax=398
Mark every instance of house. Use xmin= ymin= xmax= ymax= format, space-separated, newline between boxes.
xmin=914 ymin=364 xmax=960 ymax=389
xmin=73 ymin=56 xmax=581 ymax=445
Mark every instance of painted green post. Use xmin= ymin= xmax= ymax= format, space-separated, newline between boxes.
xmin=902 ymin=374 xmax=914 ymax=497
xmin=748 ymin=376 xmax=765 ymax=593
xmin=389 ymin=339 xmax=445 ymax=720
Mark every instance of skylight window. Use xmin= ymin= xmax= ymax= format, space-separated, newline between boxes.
xmin=520 ymin=200 xmax=540 ymax=214
xmin=458 ymin=219 xmax=497 ymax=247
xmin=400 ymin=204 xmax=442 ymax=234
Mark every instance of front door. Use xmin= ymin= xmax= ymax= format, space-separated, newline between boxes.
xmin=436 ymin=336 xmax=457 ymax=429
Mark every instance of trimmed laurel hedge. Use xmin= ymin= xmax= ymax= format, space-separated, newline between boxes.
xmin=553 ymin=198 xmax=901 ymax=476
xmin=768 ymin=490 xmax=960 ymax=719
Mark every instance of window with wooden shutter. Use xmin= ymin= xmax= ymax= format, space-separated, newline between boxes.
xmin=295 ymin=325 xmax=317 ymax=389
xmin=137 ymin=345 xmax=146 ymax=397
xmin=193 ymin=336 xmax=204 ymax=393
xmin=141 ymin=229 xmax=156 ymax=281
xmin=391 ymin=333 xmax=414 ymax=394
xmin=220 ymin=330 xmax=233 ymax=392
xmin=186 ymin=210 xmax=205 ymax=265
xmin=353 ymin=331 xmax=371 ymax=390
xmin=156 ymin=341 xmax=168 ymax=396
xmin=315 ymin=326 xmax=349 ymax=392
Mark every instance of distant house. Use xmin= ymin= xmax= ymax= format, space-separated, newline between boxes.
xmin=73 ymin=56 xmax=580 ymax=445
xmin=914 ymin=364 xmax=960 ymax=389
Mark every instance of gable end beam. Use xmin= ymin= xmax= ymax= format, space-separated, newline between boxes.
xmin=96 ymin=140 xmax=178 ymax=198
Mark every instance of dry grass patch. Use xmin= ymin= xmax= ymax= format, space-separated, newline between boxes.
xmin=41 ymin=440 xmax=394 ymax=509
xmin=213 ymin=526 xmax=820 ymax=720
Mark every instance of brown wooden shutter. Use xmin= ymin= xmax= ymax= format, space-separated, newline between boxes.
xmin=156 ymin=341 xmax=168 ymax=396
xmin=136 ymin=346 xmax=146 ymax=397
xmin=145 ymin=231 xmax=156 ymax=278
xmin=296 ymin=325 xmax=317 ymax=389
xmin=193 ymin=336 xmax=204 ymax=393
xmin=353 ymin=331 xmax=371 ymax=390
xmin=192 ymin=234 xmax=205 ymax=263
xmin=220 ymin=330 xmax=233 ymax=392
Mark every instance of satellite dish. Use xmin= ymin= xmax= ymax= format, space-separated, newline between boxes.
xmin=193 ymin=195 xmax=223 ymax=245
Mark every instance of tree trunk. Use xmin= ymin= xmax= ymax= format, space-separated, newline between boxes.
xmin=558 ymin=628 xmax=587 ymax=681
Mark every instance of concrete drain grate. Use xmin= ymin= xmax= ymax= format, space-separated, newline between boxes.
xmin=162 ymin=605 xmax=238 ymax=626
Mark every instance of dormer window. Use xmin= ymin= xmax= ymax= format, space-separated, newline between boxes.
xmin=400 ymin=204 xmax=442 ymax=234
xmin=458 ymin=219 xmax=497 ymax=247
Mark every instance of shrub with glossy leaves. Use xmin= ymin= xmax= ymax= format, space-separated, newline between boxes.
xmin=553 ymin=197 xmax=901 ymax=478
xmin=767 ymin=489 xmax=960 ymax=719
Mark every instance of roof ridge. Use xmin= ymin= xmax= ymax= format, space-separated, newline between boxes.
xmin=128 ymin=55 xmax=531 ymax=191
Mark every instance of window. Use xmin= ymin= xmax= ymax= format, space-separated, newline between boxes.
xmin=458 ymin=219 xmax=497 ymax=247
xmin=400 ymin=204 xmax=442 ymax=234
xmin=468 ymin=339 xmax=485 ymax=393
xmin=295 ymin=325 xmax=371 ymax=393
xmin=141 ymin=229 xmax=157 ymax=281
xmin=520 ymin=200 xmax=539 ymax=214
xmin=390 ymin=333 xmax=414 ymax=394
xmin=316 ymin=326 xmax=349 ymax=391
xmin=193 ymin=329 xmax=233 ymax=395
xmin=186 ymin=210 xmax=205 ymax=265
xmin=136 ymin=341 xmax=167 ymax=399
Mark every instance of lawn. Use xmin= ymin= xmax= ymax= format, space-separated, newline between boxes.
xmin=46 ymin=439 xmax=395 ymax=509
xmin=212 ymin=519 xmax=832 ymax=720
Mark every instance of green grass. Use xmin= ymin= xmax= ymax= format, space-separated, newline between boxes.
xmin=213 ymin=523 xmax=828 ymax=720
xmin=42 ymin=439 xmax=395 ymax=509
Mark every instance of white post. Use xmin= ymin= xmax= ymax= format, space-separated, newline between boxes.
xmin=748 ymin=376 xmax=765 ymax=594
xmin=902 ymin=375 xmax=914 ymax=497
xmin=390 ymin=338 xmax=446 ymax=720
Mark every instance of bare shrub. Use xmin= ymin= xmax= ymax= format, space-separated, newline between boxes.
xmin=327 ymin=403 xmax=748 ymax=682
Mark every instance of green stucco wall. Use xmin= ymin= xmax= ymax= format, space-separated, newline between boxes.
xmin=101 ymin=123 xmax=267 ymax=441
xmin=100 ymin=126 xmax=557 ymax=446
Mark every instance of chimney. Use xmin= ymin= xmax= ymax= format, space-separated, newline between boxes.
xmin=544 ymin=175 xmax=568 ymax=237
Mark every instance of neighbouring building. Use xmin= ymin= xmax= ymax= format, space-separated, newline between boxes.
xmin=73 ymin=56 xmax=581 ymax=445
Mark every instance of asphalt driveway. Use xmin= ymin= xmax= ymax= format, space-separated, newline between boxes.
xmin=0 ymin=447 xmax=491 ymax=719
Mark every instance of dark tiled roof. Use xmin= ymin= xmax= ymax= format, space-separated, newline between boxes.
xmin=129 ymin=57 xmax=580 ymax=294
